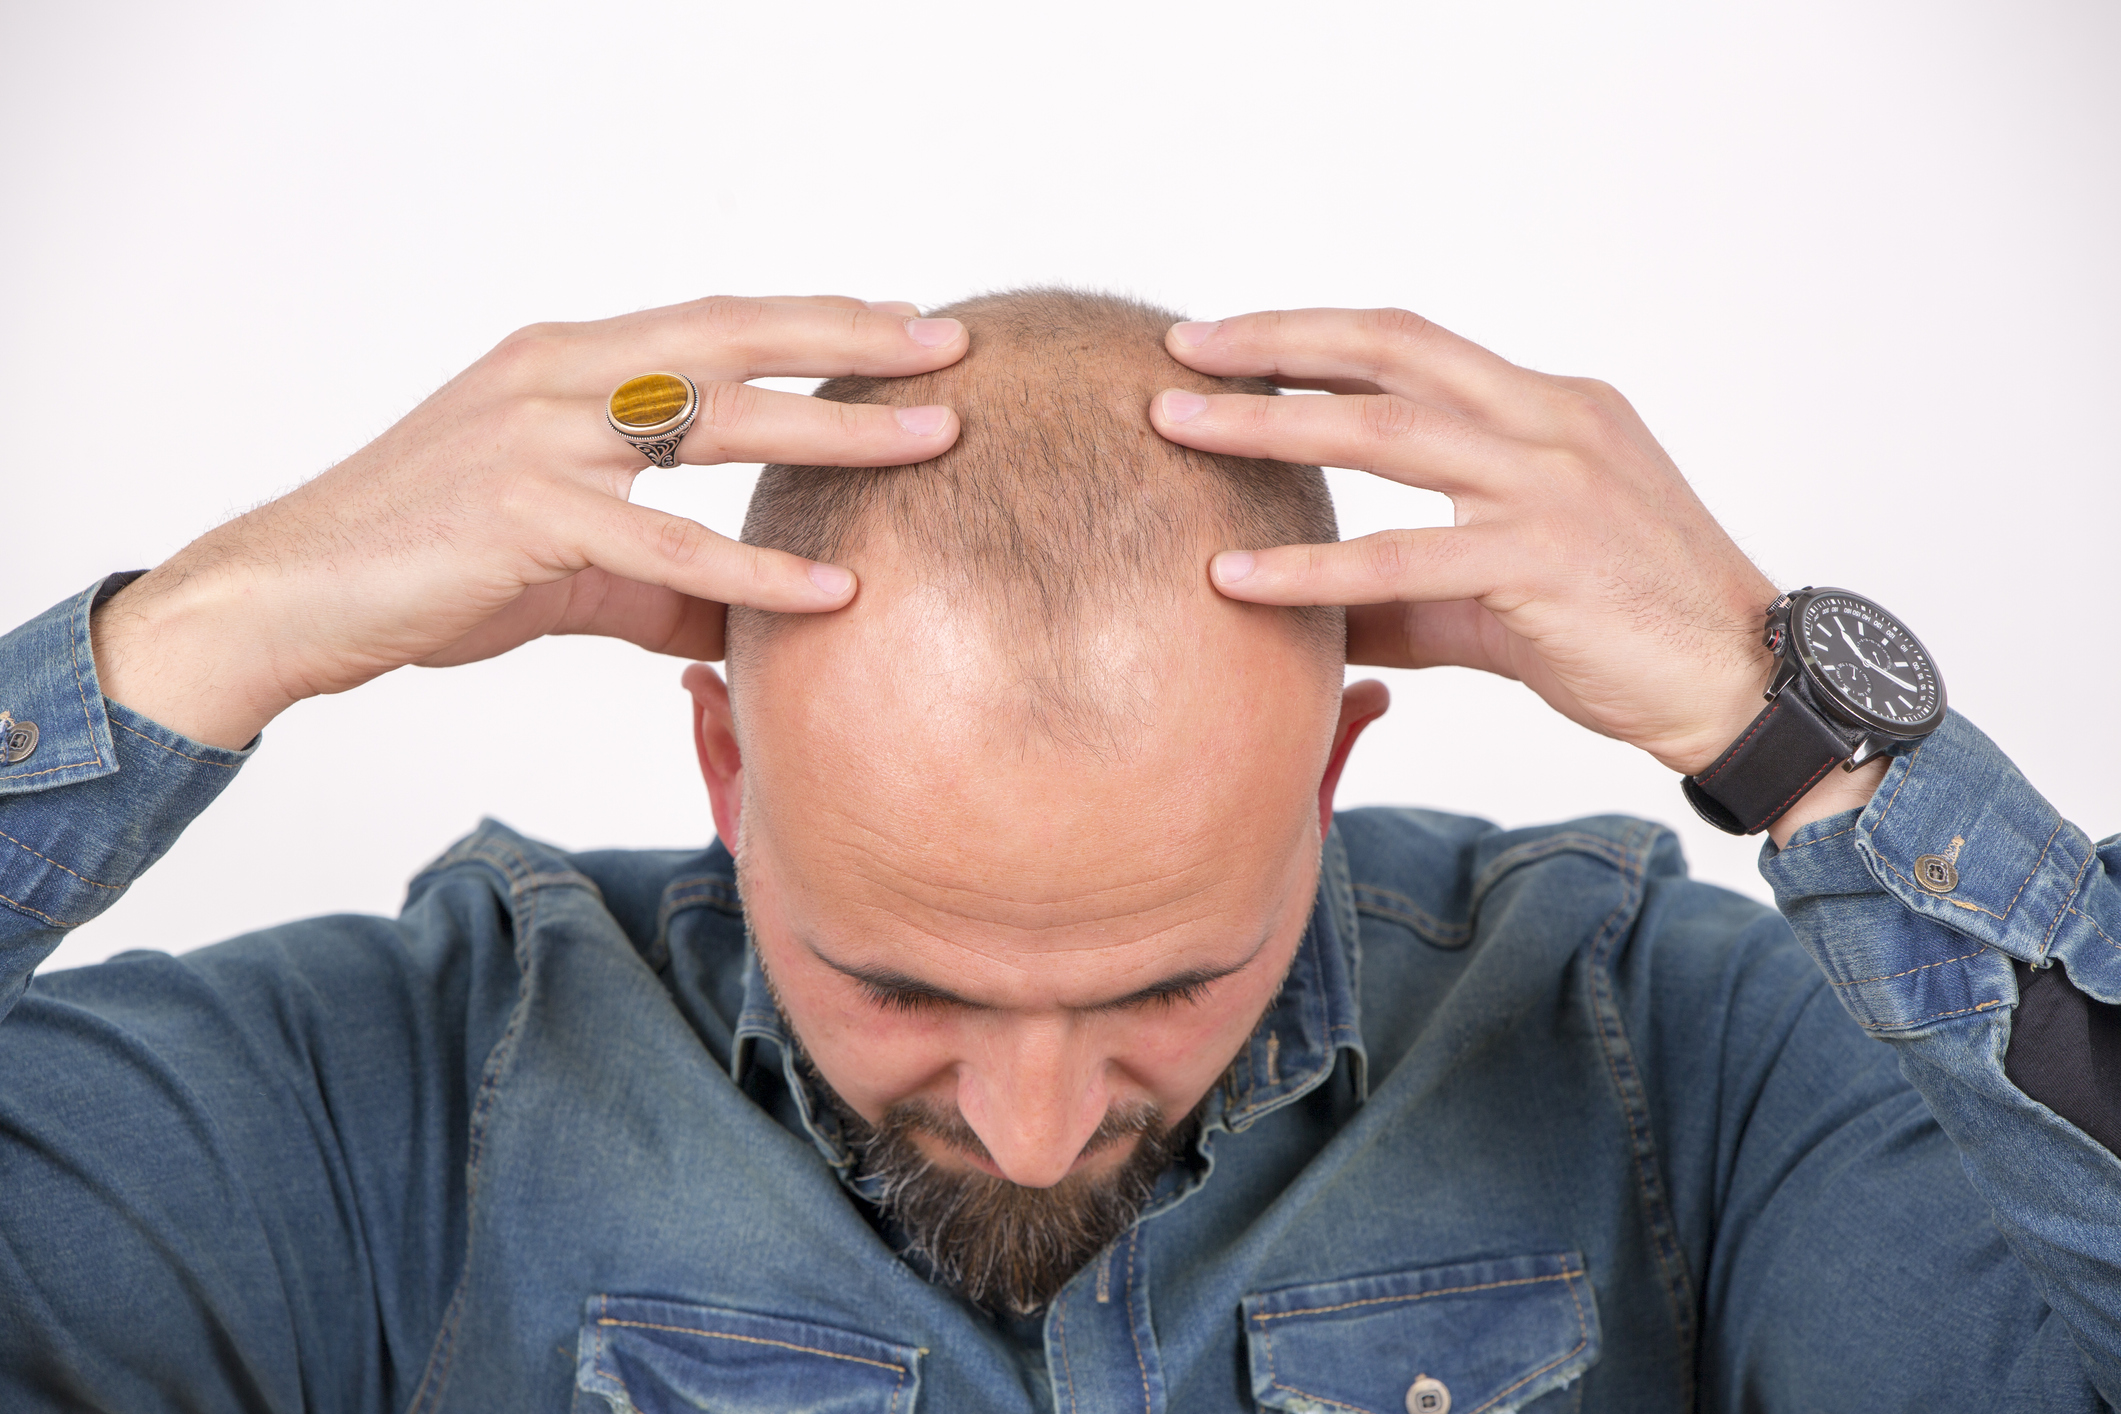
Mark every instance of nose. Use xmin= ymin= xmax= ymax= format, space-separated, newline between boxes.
xmin=953 ymin=1016 xmax=1112 ymax=1189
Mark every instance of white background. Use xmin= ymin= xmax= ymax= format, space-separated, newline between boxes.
xmin=4 ymin=1 xmax=2115 ymax=971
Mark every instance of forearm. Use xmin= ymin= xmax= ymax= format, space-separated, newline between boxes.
xmin=1765 ymin=712 xmax=2121 ymax=1401
xmin=0 ymin=575 xmax=255 ymax=1018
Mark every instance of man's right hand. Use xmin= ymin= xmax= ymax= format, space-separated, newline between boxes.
xmin=90 ymin=295 xmax=968 ymax=750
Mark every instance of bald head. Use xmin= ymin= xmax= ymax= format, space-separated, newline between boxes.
xmin=696 ymin=291 xmax=1381 ymax=1248
xmin=728 ymin=288 xmax=1341 ymax=749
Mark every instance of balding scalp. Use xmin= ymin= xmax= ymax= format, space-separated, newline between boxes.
xmin=730 ymin=288 xmax=1342 ymax=742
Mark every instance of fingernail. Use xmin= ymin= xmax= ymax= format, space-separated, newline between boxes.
xmin=905 ymin=317 xmax=963 ymax=348
xmin=895 ymin=404 xmax=951 ymax=437
xmin=1160 ymin=389 xmax=1209 ymax=423
xmin=1171 ymin=320 xmax=1221 ymax=348
xmin=867 ymin=300 xmax=921 ymax=316
xmin=808 ymin=563 xmax=854 ymax=597
xmin=1213 ymin=551 xmax=1256 ymax=586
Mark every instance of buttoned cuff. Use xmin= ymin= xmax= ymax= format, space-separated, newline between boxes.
xmin=1762 ymin=710 xmax=2121 ymax=1034
xmin=0 ymin=574 xmax=257 ymax=934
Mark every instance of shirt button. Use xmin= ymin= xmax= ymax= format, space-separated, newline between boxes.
xmin=1406 ymin=1374 xmax=1451 ymax=1414
xmin=1914 ymin=853 xmax=1959 ymax=893
xmin=2 ymin=717 xmax=36 ymax=765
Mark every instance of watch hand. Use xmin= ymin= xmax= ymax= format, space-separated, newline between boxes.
xmin=1836 ymin=626 xmax=1920 ymax=693
xmin=1872 ymin=665 xmax=1918 ymax=692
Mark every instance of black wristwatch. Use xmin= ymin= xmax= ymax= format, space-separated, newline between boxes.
xmin=1683 ymin=587 xmax=1947 ymax=835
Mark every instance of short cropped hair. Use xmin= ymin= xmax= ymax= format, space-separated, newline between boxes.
xmin=729 ymin=288 xmax=1341 ymax=747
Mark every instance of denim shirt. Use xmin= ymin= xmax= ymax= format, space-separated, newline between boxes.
xmin=3 ymin=575 xmax=2118 ymax=1413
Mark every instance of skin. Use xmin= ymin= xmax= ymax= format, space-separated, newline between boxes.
xmin=86 ymin=293 xmax=1880 ymax=1195
xmin=91 ymin=295 xmax=970 ymax=750
xmin=1147 ymin=309 xmax=1886 ymax=846
xmin=693 ymin=538 xmax=1382 ymax=1189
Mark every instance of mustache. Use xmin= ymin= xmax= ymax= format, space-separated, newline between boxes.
xmin=846 ymin=1092 xmax=1202 ymax=1316
xmin=878 ymin=1095 xmax=1163 ymax=1171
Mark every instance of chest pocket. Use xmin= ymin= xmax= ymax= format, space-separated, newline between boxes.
xmin=574 ymin=1295 xmax=924 ymax=1414
xmin=1242 ymin=1252 xmax=1599 ymax=1414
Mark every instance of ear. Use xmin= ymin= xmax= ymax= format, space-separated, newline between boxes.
xmin=1319 ymin=679 xmax=1390 ymax=842
xmin=682 ymin=662 xmax=744 ymax=848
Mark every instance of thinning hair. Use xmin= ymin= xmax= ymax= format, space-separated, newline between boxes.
xmin=729 ymin=288 xmax=1341 ymax=746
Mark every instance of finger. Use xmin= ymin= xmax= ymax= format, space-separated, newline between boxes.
xmin=416 ymin=576 xmax=727 ymax=667
xmin=1209 ymin=526 xmax=1509 ymax=608
xmin=550 ymin=572 xmax=728 ymax=660
xmin=558 ymin=297 xmax=969 ymax=391
xmin=1151 ymin=387 xmax=1521 ymax=498
xmin=559 ymin=486 xmax=857 ymax=613
xmin=1167 ymin=308 xmax=1547 ymax=433
xmin=743 ymin=295 xmax=919 ymax=316
xmin=1272 ymin=378 xmax=1384 ymax=395
xmin=532 ymin=387 xmax=959 ymax=472
xmin=672 ymin=383 xmax=958 ymax=467
xmin=1344 ymin=599 xmax=1513 ymax=674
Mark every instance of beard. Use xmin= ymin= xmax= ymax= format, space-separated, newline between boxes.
xmin=809 ymin=1075 xmax=1205 ymax=1316
xmin=739 ymin=901 xmax=1215 ymax=1315
xmin=823 ymin=1077 xmax=1205 ymax=1315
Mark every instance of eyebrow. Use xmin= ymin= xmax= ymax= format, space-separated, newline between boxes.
xmin=809 ymin=938 xmax=1268 ymax=1014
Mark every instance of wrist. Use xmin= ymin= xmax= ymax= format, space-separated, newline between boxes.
xmin=1768 ymin=756 xmax=1888 ymax=847
xmin=92 ymin=566 xmax=297 ymax=750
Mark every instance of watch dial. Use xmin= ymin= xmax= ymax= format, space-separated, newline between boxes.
xmin=1795 ymin=592 xmax=1943 ymax=731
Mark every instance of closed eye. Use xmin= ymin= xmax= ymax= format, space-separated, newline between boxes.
xmin=855 ymin=978 xmax=956 ymax=1015
xmin=1090 ymin=977 xmax=1216 ymax=1013
xmin=852 ymin=974 xmax=1221 ymax=1015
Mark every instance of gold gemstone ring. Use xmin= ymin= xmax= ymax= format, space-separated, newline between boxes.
xmin=605 ymin=371 xmax=700 ymax=468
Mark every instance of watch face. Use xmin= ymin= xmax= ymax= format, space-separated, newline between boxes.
xmin=1793 ymin=590 xmax=1945 ymax=734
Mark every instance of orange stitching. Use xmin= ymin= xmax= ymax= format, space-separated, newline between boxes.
xmin=1124 ymin=1228 xmax=1151 ymax=1414
xmin=1 ymin=756 xmax=105 ymax=783
xmin=0 ymin=887 xmax=79 ymax=928
xmin=1351 ymin=882 xmax=1468 ymax=942
xmin=1867 ymin=998 xmax=2007 ymax=1031
xmin=109 ymin=717 xmax=241 ymax=768
xmin=1056 ymin=1288 xmax=1080 ymax=1414
xmin=1264 ymin=1384 xmax=1372 ymax=1414
xmin=1776 ymin=822 xmax=1860 ymax=853
xmin=0 ymin=825 xmax=122 ymax=889
xmin=1996 ymin=820 xmax=2064 ymax=921
xmin=1467 ymin=1273 xmax=1591 ymax=1414
xmin=1251 ymin=1268 xmax=1577 ymax=1323
xmin=64 ymin=590 xmax=104 ymax=770
xmin=593 ymin=1319 xmax=907 ymax=1374
xmin=2038 ymin=845 xmax=2096 ymax=963
xmin=1876 ymin=820 xmax=2063 ymax=924
xmin=1830 ymin=947 xmax=1988 ymax=988
xmin=2070 ymin=908 xmax=2121 ymax=954
xmin=1872 ymin=734 xmax=1925 ymax=826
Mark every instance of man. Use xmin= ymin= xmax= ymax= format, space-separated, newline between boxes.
xmin=1 ymin=289 xmax=2115 ymax=1411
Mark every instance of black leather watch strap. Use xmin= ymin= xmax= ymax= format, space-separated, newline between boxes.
xmin=1683 ymin=686 xmax=1853 ymax=835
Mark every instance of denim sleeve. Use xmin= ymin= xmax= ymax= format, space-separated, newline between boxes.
xmin=0 ymin=575 xmax=255 ymax=1018
xmin=0 ymin=583 xmax=509 ymax=1408
xmin=1764 ymin=710 xmax=2121 ymax=1402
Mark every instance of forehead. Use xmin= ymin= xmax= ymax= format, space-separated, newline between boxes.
xmin=731 ymin=541 xmax=1339 ymax=961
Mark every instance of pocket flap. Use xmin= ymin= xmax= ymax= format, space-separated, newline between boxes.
xmin=1242 ymin=1252 xmax=1599 ymax=1414
xmin=575 ymin=1295 xmax=923 ymax=1414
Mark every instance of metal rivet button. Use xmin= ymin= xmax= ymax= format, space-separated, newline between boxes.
xmin=1406 ymin=1374 xmax=1451 ymax=1414
xmin=1914 ymin=854 xmax=1959 ymax=894
xmin=2 ymin=717 xmax=36 ymax=765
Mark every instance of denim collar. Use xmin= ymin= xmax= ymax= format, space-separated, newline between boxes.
xmin=726 ymin=826 xmax=1369 ymax=1178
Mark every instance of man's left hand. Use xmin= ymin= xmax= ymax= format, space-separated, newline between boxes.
xmin=1149 ymin=307 xmax=1884 ymax=837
